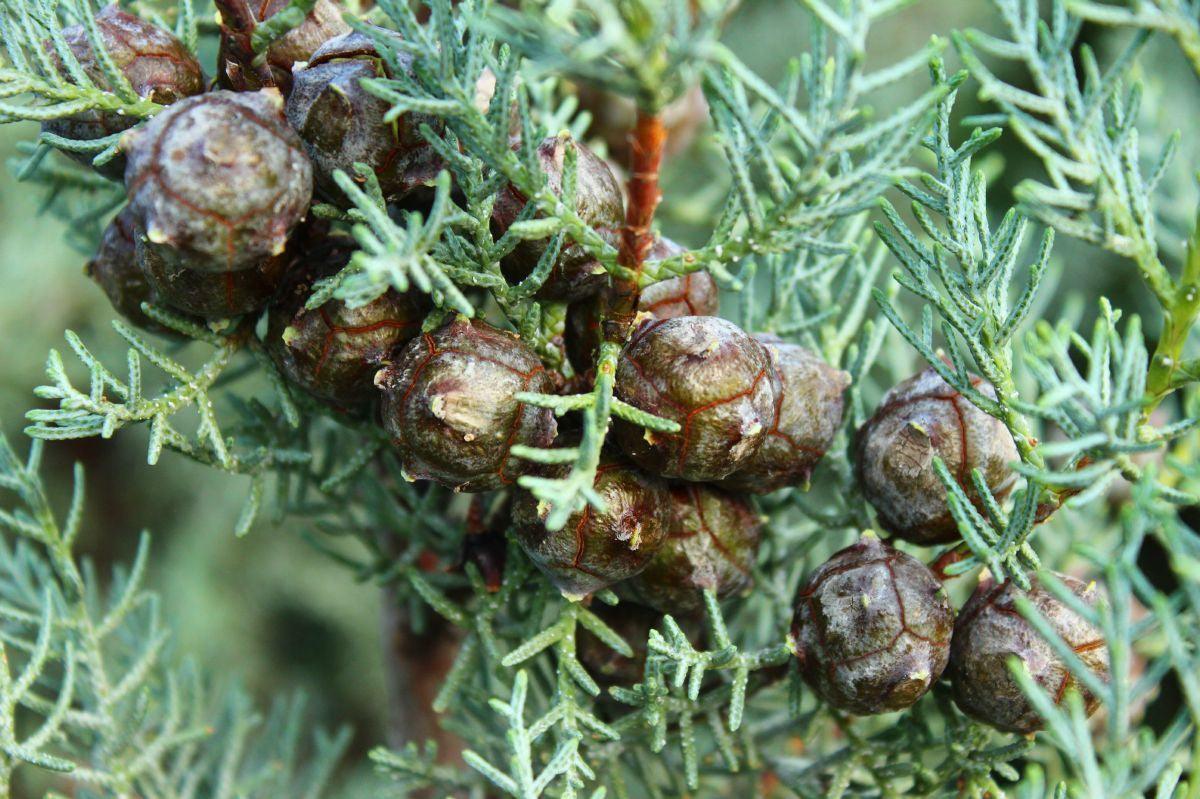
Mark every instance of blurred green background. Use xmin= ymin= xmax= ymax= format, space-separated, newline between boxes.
xmin=0 ymin=0 xmax=1193 ymax=783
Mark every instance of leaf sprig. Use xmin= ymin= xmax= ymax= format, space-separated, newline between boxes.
xmin=0 ymin=434 xmax=350 ymax=793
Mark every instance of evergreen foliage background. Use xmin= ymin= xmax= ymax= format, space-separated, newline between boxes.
xmin=1 ymin=0 xmax=1200 ymax=795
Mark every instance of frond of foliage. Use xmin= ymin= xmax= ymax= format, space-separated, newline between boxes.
xmin=1 ymin=0 xmax=1199 ymax=796
xmin=0 ymin=433 xmax=349 ymax=795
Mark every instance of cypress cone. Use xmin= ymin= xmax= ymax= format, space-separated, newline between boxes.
xmin=856 ymin=367 xmax=1018 ymax=545
xmin=625 ymin=483 xmax=761 ymax=614
xmin=376 ymin=318 xmax=557 ymax=492
xmin=266 ymin=235 xmax=429 ymax=413
xmin=791 ymin=534 xmax=954 ymax=715
xmin=949 ymin=573 xmax=1109 ymax=734
xmin=124 ymin=89 xmax=313 ymax=274
xmin=613 ymin=316 xmax=776 ymax=481
xmin=43 ymin=5 xmax=204 ymax=180
xmin=512 ymin=461 xmax=670 ymax=599
xmin=720 ymin=335 xmax=849 ymax=493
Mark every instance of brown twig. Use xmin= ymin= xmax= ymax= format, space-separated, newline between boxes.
xmin=377 ymin=528 xmax=464 ymax=763
xmin=459 ymin=494 xmax=508 ymax=592
xmin=930 ymin=545 xmax=970 ymax=581
xmin=1032 ymin=455 xmax=1093 ymax=524
xmin=212 ymin=0 xmax=278 ymax=90
xmin=603 ymin=109 xmax=667 ymax=344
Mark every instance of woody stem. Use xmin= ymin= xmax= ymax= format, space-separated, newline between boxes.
xmin=212 ymin=0 xmax=277 ymax=88
xmin=603 ymin=109 xmax=667 ymax=344
xmin=376 ymin=528 xmax=463 ymax=764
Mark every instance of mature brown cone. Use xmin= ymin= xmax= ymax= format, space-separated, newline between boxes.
xmin=217 ymin=0 xmax=349 ymax=92
xmin=287 ymin=28 xmax=443 ymax=205
xmin=613 ymin=316 xmax=776 ymax=481
xmin=42 ymin=5 xmax=204 ymax=180
xmin=87 ymin=208 xmax=177 ymax=334
xmin=625 ymin=483 xmax=761 ymax=614
xmin=949 ymin=573 xmax=1109 ymax=734
xmin=720 ymin=335 xmax=849 ymax=493
xmin=636 ymin=238 xmax=720 ymax=319
xmin=124 ymin=90 xmax=313 ymax=274
xmin=265 ymin=235 xmax=429 ymax=413
xmin=512 ymin=462 xmax=670 ymax=599
xmin=493 ymin=136 xmax=625 ymax=302
xmin=791 ymin=533 xmax=954 ymax=715
xmin=377 ymin=319 xmax=557 ymax=492
xmin=137 ymin=239 xmax=289 ymax=319
xmin=564 ymin=236 xmax=718 ymax=373
xmin=855 ymin=367 xmax=1018 ymax=545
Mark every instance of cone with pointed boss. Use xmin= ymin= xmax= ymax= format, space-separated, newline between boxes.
xmin=856 ymin=367 xmax=1019 ymax=545
xmin=613 ymin=315 xmax=777 ymax=482
xmin=512 ymin=460 xmax=670 ymax=599
xmin=791 ymin=533 xmax=955 ymax=715
xmin=376 ymin=318 xmax=557 ymax=492
xmin=626 ymin=483 xmax=761 ymax=614
xmin=265 ymin=235 xmax=429 ymax=413
xmin=492 ymin=135 xmax=625 ymax=302
xmin=949 ymin=573 xmax=1109 ymax=734
xmin=123 ymin=89 xmax=313 ymax=275
xmin=286 ymin=27 xmax=443 ymax=206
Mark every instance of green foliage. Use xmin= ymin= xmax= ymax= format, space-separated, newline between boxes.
xmin=320 ymin=168 xmax=477 ymax=317
xmin=251 ymin=0 xmax=317 ymax=52
xmin=2 ymin=0 xmax=1200 ymax=797
xmin=486 ymin=0 xmax=725 ymax=110
xmin=1069 ymin=0 xmax=1200 ymax=79
xmin=875 ymin=56 xmax=1196 ymax=585
xmin=954 ymin=0 xmax=1200 ymax=414
xmin=3 ymin=139 xmax=124 ymax=252
xmin=1003 ymin=477 xmax=1200 ymax=798
xmin=0 ymin=433 xmax=349 ymax=795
